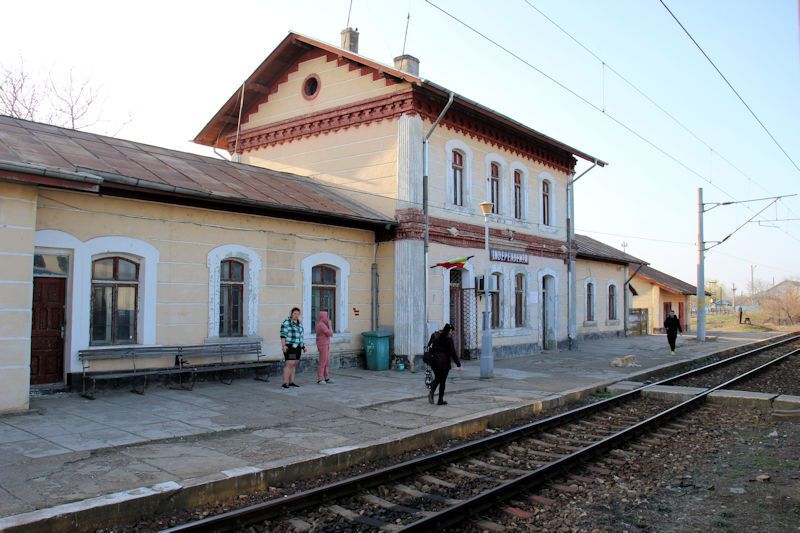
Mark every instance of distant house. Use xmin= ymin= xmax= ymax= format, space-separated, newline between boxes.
xmin=630 ymin=265 xmax=698 ymax=334
xmin=753 ymin=280 xmax=800 ymax=302
xmin=573 ymin=235 xmax=645 ymax=340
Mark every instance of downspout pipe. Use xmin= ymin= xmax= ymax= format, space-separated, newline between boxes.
xmin=422 ymin=91 xmax=455 ymax=352
xmin=566 ymin=161 xmax=597 ymax=349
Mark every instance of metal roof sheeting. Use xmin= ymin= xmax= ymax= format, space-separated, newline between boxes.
xmin=0 ymin=115 xmax=395 ymax=229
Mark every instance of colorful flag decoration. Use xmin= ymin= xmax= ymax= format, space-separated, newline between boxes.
xmin=430 ymin=256 xmax=474 ymax=269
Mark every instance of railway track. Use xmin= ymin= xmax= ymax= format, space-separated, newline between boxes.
xmin=162 ymin=334 xmax=800 ymax=532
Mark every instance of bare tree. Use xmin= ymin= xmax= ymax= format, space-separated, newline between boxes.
xmin=47 ymin=69 xmax=100 ymax=130
xmin=760 ymin=283 xmax=800 ymax=325
xmin=1 ymin=57 xmax=107 ymax=130
xmin=0 ymin=57 xmax=43 ymax=121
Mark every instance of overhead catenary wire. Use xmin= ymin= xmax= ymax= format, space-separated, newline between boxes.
xmin=424 ymin=0 xmax=800 ymax=247
xmin=522 ymin=0 xmax=787 ymax=205
xmin=658 ymin=0 xmax=800 ymax=175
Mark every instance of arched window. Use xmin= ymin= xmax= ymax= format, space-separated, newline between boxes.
xmin=586 ymin=282 xmax=595 ymax=322
xmin=514 ymin=170 xmax=523 ymax=220
xmin=542 ymin=180 xmax=551 ymax=226
xmin=451 ymin=150 xmax=464 ymax=206
xmin=608 ymin=284 xmax=618 ymax=320
xmin=490 ymin=272 xmax=502 ymax=329
xmin=219 ymin=259 xmax=244 ymax=337
xmin=312 ymin=265 xmax=337 ymax=331
xmin=514 ymin=272 xmax=525 ymax=327
xmin=91 ymin=256 xmax=139 ymax=345
xmin=490 ymin=162 xmax=500 ymax=214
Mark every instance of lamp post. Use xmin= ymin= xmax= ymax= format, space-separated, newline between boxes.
xmin=479 ymin=201 xmax=493 ymax=379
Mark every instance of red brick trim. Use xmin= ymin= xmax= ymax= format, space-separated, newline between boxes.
xmin=228 ymin=90 xmax=416 ymax=152
xmin=229 ymin=86 xmax=575 ymax=173
xmin=393 ymin=208 xmax=567 ymax=259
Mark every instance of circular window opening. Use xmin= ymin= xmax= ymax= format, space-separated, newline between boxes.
xmin=302 ymin=75 xmax=320 ymax=100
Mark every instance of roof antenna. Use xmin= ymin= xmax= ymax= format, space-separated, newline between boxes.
xmin=402 ymin=12 xmax=411 ymax=56
xmin=346 ymin=0 xmax=353 ymax=28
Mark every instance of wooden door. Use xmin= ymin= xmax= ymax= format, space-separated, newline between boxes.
xmin=31 ymin=277 xmax=65 ymax=384
xmin=449 ymin=269 xmax=463 ymax=357
xmin=678 ymin=302 xmax=685 ymax=329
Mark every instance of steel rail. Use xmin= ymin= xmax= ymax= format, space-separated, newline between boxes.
xmin=162 ymin=334 xmax=799 ymax=533
xmin=397 ymin=345 xmax=800 ymax=531
xmin=659 ymin=332 xmax=800 ymax=386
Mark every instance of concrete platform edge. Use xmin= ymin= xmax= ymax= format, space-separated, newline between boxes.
xmin=1 ymin=334 xmax=791 ymax=532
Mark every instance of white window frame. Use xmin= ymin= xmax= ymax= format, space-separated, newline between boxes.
xmin=583 ymin=276 xmax=596 ymax=325
xmin=512 ymin=268 xmax=528 ymax=328
xmin=509 ymin=163 xmax=529 ymax=222
xmin=302 ymin=252 xmax=351 ymax=344
xmin=485 ymin=154 xmax=508 ymax=218
xmin=538 ymin=172 xmax=557 ymax=233
xmin=207 ymin=244 xmax=262 ymax=340
xmin=607 ymin=280 xmax=620 ymax=324
xmin=34 ymin=231 xmax=160 ymax=373
xmin=444 ymin=139 xmax=473 ymax=212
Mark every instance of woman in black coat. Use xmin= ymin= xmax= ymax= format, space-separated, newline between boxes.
xmin=427 ymin=323 xmax=462 ymax=405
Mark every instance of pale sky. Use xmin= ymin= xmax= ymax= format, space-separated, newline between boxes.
xmin=2 ymin=0 xmax=799 ymax=297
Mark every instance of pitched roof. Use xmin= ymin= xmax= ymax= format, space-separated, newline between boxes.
xmin=754 ymin=280 xmax=800 ymax=299
xmin=574 ymin=234 xmax=646 ymax=265
xmin=635 ymin=265 xmax=698 ymax=295
xmin=0 ymin=115 xmax=396 ymax=230
xmin=194 ymin=32 xmax=606 ymax=167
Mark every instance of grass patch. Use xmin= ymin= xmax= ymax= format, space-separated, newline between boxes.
xmin=592 ymin=389 xmax=615 ymax=398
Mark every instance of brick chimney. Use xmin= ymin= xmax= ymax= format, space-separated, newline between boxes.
xmin=393 ymin=54 xmax=419 ymax=76
xmin=341 ymin=27 xmax=359 ymax=53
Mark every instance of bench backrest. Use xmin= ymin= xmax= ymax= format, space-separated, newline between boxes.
xmin=78 ymin=342 xmax=261 ymax=362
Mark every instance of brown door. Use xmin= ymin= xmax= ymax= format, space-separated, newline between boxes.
xmin=449 ymin=269 xmax=463 ymax=357
xmin=678 ymin=302 xmax=685 ymax=330
xmin=31 ymin=277 xmax=66 ymax=384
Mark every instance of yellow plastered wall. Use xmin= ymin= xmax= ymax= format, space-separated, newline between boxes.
xmin=244 ymin=55 xmax=403 ymax=129
xmin=0 ymin=182 xmax=37 ymax=413
xmin=242 ymin=119 xmax=399 ymax=215
xmin=376 ymin=241 xmax=395 ymax=330
xmin=630 ymin=277 xmax=690 ymax=334
xmin=35 ymin=190 xmax=378 ymax=368
xmin=576 ymin=259 xmax=626 ymax=336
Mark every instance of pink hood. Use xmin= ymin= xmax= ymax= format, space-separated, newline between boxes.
xmin=315 ymin=311 xmax=333 ymax=339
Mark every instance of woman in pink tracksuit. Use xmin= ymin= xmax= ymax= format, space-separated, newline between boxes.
xmin=315 ymin=311 xmax=334 ymax=384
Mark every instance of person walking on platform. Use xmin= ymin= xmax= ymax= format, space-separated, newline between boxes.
xmin=427 ymin=323 xmax=462 ymax=405
xmin=664 ymin=309 xmax=682 ymax=355
xmin=280 ymin=307 xmax=305 ymax=388
xmin=315 ymin=310 xmax=334 ymax=384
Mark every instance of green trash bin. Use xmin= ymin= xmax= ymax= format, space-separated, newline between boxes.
xmin=361 ymin=331 xmax=392 ymax=370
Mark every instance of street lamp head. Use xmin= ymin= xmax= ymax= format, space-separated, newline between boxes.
xmin=479 ymin=201 xmax=493 ymax=216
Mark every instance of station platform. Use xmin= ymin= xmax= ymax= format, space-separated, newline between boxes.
xmin=0 ymin=331 xmax=783 ymax=527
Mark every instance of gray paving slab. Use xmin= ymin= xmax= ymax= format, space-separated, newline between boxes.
xmin=0 ymin=331 xmax=784 ymax=519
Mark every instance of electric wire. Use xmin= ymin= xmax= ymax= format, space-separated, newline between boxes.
xmin=658 ymin=0 xmax=800 ymax=174
xmin=522 ymin=0 xmax=791 ymax=208
xmin=424 ymin=0 xmax=800 ymax=245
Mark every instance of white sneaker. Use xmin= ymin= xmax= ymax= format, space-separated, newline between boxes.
xmin=325 ymin=378 xmax=334 ymax=384
xmin=317 ymin=380 xmax=326 ymax=385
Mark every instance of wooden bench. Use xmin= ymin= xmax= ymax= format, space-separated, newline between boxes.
xmin=78 ymin=341 xmax=268 ymax=399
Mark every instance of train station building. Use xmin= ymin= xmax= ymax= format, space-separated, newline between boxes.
xmin=0 ymin=29 xmax=692 ymax=414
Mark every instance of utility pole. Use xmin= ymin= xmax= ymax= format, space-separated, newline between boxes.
xmin=731 ymin=283 xmax=736 ymax=312
xmin=750 ymin=265 xmax=757 ymax=295
xmin=621 ymin=241 xmax=629 ymax=254
xmin=696 ymin=190 xmax=793 ymax=342
xmin=697 ymin=188 xmax=706 ymax=341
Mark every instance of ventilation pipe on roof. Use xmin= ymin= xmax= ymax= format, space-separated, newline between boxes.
xmin=393 ymin=54 xmax=420 ymax=76
xmin=341 ymin=27 xmax=359 ymax=53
